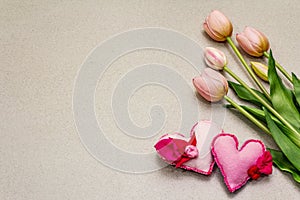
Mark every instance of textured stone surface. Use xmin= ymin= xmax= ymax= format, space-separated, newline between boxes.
xmin=1 ymin=0 xmax=300 ymax=199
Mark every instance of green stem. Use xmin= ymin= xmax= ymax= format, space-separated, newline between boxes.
xmin=264 ymin=51 xmax=293 ymax=82
xmin=226 ymin=37 xmax=271 ymax=101
xmin=224 ymin=66 xmax=300 ymax=139
xmin=224 ymin=95 xmax=271 ymax=135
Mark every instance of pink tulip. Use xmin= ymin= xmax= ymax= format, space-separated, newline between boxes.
xmin=193 ymin=68 xmax=228 ymax=102
xmin=203 ymin=10 xmax=233 ymax=42
xmin=204 ymin=47 xmax=227 ymax=70
xmin=236 ymin=26 xmax=270 ymax=57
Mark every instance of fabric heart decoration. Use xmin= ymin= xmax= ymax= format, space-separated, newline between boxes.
xmin=211 ymin=133 xmax=272 ymax=192
xmin=154 ymin=120 xmax=222 ymax=175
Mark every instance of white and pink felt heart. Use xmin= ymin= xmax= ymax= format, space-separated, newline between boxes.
xmin=211 ymin=133 xmax=272 ymax=192
xmin=154 ymin=120 xmax=222 ymax=175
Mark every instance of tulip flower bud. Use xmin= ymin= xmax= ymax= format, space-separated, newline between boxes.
xmin=204 ymin=47 xmax=227 ymax=70
xmin=193 ymin=68 xmax=228 ymax=102
xmin=250 ymin=61 xmax=269 ymax=82
xmin=203 ymin=10 xmax=233 ymax=42
xmin=236 ymin=27 xmax=270 ymax=57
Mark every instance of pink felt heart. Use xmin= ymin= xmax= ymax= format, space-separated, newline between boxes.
xmin=155 ymin=120 xmax=222 ymax=175
xmin=211 ymin=133 xmax=268 ymax=192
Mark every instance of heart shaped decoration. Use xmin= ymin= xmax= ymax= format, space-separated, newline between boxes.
xmin=211 ymin=133 xmax=272 ymax=192
xmin=154 ymin=120 xmax=222 ymax=175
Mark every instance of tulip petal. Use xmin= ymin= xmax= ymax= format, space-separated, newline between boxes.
xmin=203 ymin=10 xmax=233 ymax=42
xmin=237 ymin=27 xmax=270 ymax=57
xmin=236 ymin=33 xmax=262 ymax=57
xmin=193 ymin=68 xmax=228 ymax=102
xmin=203 ymin=22 xmax=226 ymax=42
xmin=204 ymin=47 xmax=227 ymax=70
xmin=208 ymin=10 xmax=233 ymax=37
xmin=244 ymin=27 xmax=262 ymax=48
xmin=251 ymin=62 xmax=269 ymax=82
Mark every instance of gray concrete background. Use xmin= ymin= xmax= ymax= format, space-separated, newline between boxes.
xmin=1 ymin=0 xmax=300 ymax=199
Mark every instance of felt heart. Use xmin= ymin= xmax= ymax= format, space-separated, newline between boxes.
xmin=155 ymin=120 xmax=222 ymax=175
xmin=211 ymin=133 xmax=270 ymax=192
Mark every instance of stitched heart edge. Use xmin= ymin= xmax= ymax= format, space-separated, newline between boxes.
xmin=177 ymin=122 xmax=215 ymax=175
xmin=158 ymin=121 xmax=216 ymax=175
xmin=211 ymin=133 xmax=266 ymax=192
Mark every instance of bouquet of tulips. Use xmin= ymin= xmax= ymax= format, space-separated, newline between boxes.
xmin=193 ymin=10 xmax=300 ymax=183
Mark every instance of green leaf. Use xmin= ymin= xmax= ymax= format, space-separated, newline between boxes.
xmin=227 ymin=104 xmax=279 ymax=128
xmin=242 ymin=105 xmax=300 ymax=147
xmin=292 ymin=73 xmax=300 ymax=107
xmin=268 ymin=148 xmax=300 ymax=183
xmin=240 ymin=106 xmax=280 ymax=124
xmin=228 ymin=81 xmax=270 ymax=107
xmin=224 ymin=104 xmax=234 ymax=109
xmin=268 ymin=51 xmax=300 ymax=128
xmin=264 ymin=108 xmax=300 ymax=171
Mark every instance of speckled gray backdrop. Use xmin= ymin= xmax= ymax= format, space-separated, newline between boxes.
xmin=1 ymin=0 xmax=300 ymax=199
